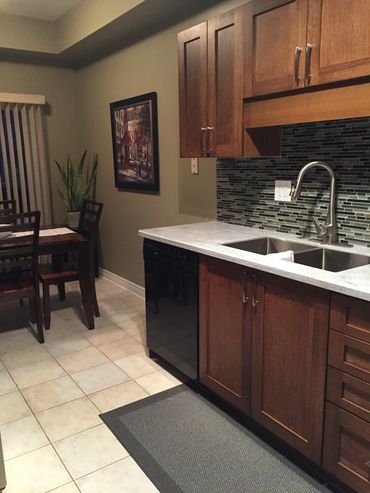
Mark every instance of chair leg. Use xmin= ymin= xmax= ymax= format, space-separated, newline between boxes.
xmin=79 ymin=279 xmax=94 ymax=330
xmin=91 ymin=279 xmax=100 ymax=317
xmin=29 ymin=298 xmax=36 ymax=323
xmin=34 ymin=291 xmax=44 ymax=344
xmin=58 ymin=282 xmax=66 ymax=301
xmin=43 ymin=283 xmax=51 ymax=330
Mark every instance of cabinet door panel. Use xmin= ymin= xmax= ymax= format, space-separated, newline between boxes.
xmin=208 ymin=7 xmax=243 ymax=157
xmin=244 ymin=0 xmax=308 ymax=97
xmin=308 ymin=0 xmax=370 ymax=85
xmin=199 ymin=256 xmax=251 ymax=413
xmin=323 ymin=403 xmax=370 ymax=493
xmin=330 ymin=293 xmax=370 ymax=343
xmin=327 ymin=366 xmax=370 ymax=423
xmin=328 ymin=330 xmax=370 ymax=383
xmin=251 ymin=274 xmax=329 ymax=462
xmin=178 ymin=23 xmax=208 ymax=157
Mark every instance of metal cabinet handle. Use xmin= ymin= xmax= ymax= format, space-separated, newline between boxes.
xmin=305 ymin=43 xmax=313 ymax=84
xmin=206 ymin=126 xmax=214 ymax=157
xmin=242 ymin=272 xmax=249 ymax=304
xmin=200 ymin=127 xmax=207 ymax=157
xmin=365 ymin=460 xmax=370 ymax=468
xmin=294 ymin=46 xmax=302 ymax=85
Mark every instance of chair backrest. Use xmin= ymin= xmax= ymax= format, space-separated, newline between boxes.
xmin=0 ymin=211 xmax=41 ymax=284
xmin=0 ymin=200 xmax=16 ymax=223
xmin=78 ymin=200 xmax=103 ymax=267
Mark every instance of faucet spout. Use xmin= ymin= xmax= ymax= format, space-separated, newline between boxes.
xmin=291 ymin=161 xmax=337 ymax=244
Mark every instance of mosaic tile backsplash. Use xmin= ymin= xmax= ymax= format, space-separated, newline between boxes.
xmin=217 ymin=117 xmax=370 ymax=247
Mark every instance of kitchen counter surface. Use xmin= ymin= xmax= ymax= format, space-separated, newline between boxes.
xmin=139 ymin=221 xmax=370 ymax=302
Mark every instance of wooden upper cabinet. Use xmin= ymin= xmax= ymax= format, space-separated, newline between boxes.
xmin=251 ymin=273 xmax=330 ymax=463
xmin=199 ymin=256 xmax=252 ymax=414
xmin=308 ymin=0 xmax=370 ymax=86
xmin=244 ymin=0 xmax=308 ymax=97
xmin=207 ymin=8 xmax=244 ymax=157
xmin=178 ymin=8 xmax=244 ymax=158
xmin=178 ymin=23 xmax=208 ymax=158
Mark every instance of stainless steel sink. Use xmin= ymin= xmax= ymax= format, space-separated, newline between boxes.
xmin=224 ymin=237 xmax=314 ymax=255
xmin=294 ymin=248 xmax=370 ymax=272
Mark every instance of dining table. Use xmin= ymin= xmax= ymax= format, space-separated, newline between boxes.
xmin=38 ymin=226 xmax=95 ymax=330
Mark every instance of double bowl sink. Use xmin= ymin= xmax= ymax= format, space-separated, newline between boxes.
xmin=224 ymin=237 xmax=370 ymax=272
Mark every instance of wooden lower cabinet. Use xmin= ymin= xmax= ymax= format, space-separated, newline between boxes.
xmin=199 ymin=256 xmax=252 ymax=413
xmin=250 ymin=273 xmax=330 ymax=463
xmin=323 ymin=403 xmax=370 ymax=493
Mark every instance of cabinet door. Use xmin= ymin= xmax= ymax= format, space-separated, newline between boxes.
xmin=308 ymin=0 xmax=370 ymax=86
xmin=178 ymin=23 xmax=208 ymax=157
xmin=323 ymin=403 xmax=370 ymax=493
xmin=207 ymin=7 xmax=244 ymax=157
xmin=199 ymin=256 xmax=252 ymax=413
xmin=244 ymin=0 xmax=308 ymax=97
xmin=251 ymin=273 xmax=329 ymax=463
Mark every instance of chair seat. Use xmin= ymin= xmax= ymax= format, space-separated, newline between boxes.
xmin=39 ymin=263 xmax=80 ymax=284
xmin=0 ymin=278 xmax=33 ymax=297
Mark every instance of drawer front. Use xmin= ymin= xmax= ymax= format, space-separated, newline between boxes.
xmin=328 ymin=330 xmax=370 ymax=383
xmin=323 ymin=403 xmax=370 ymax=493
xmin=331 ymin=294 xmax=370 ymax=343
xmin=327 ymin=366 xmax=370 ymax=423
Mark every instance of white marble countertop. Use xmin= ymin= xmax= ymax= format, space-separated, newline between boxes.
xmin=139 ymin=221 xmax=370 ymax=302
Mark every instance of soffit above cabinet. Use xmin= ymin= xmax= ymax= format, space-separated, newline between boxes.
xmin=0 ymin=0 xmax=225 ymax=68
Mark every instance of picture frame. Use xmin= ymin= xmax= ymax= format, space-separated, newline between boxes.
xmin=110 ymin=92 xmax=159 ymax=193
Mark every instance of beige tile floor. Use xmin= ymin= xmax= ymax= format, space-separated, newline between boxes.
xmin=0 ymin=278 xmax=181 ymax=492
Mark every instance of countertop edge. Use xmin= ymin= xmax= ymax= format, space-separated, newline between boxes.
xmin=139 ymin=223 xmax=370 ymax=303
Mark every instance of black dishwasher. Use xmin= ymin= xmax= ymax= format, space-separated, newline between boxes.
xmin=144 ymin=239 xmax=198 ymax=381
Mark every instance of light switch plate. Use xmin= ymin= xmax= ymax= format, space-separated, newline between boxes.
xmin=191 ymin=158 xmax=199 ymax=175
xmin=274 ymin=180 xmax=292 ymax=202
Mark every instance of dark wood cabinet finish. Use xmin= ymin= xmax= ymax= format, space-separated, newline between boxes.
xmin=244 ymin=0 xmax=308 ymax=97
xmin=251 ymin=273 xmax=330 ymax=463
xmin=323 ymin=403 xmax=370 ymax=493
xmin=328 ymin=330 xmax=370 ymax=384
xmin=308 ymin=0 xmax=370 ymax=87
xmin=178 ymin=8 xmax=244 ymax=158
xmin=178 ymin=23 xmax=208 ymax=158
xmin=199 ymin=255 xmax=252 ymax=413
xmin=207 ymin=8 xmax=244 ymax=157
xmin=327 ymin=366 xmax=370 ymax=423
xmin=330 ymin=293 xmax=370 ymax=344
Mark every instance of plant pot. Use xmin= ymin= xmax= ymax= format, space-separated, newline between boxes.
xmin=66 ymin=211 xmax=80 ymax=228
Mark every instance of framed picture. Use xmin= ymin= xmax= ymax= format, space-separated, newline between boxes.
xmin=110 ymin=92 xmax=159 ymax=193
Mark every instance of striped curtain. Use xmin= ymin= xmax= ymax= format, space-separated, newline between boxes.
xmin=0 ymin=102 xmax=52 ymax=224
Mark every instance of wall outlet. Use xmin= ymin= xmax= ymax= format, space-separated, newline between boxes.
xmin=191 ymin=158 xmax=199 ymax=175
xmin=274 ymin=180 xmax=292 ymax=202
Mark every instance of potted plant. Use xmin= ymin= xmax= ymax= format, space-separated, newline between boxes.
xmin=55 ymin=150 xmax=98 ymax=228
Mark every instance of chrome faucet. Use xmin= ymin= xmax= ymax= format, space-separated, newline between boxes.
xmin=291 ymin=161 xmax=338 ymax=244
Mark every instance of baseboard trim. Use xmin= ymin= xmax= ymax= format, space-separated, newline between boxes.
xmin=100 ymin=268 xmax=145 ymax=299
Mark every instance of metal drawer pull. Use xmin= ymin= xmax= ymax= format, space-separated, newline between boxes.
xmin=206 ymin=126 xmax=214 ymax=157
xmin=305 ymin=43 xmax=313 ymax=84
xmin=200 ymin=127 xmax=207 ymax=156
xmin=252 ymin=299 xmax=259 ymax=308
xmin=294 ymin=46 xmax=302 ymax=84
xmin=242 ymin=272 xmax=249 ymax=304
xmin=365 ymin=460 xmax=370 ymax=468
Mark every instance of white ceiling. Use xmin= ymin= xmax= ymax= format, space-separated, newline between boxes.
xmin=0 ymin=0 xmax=81 ymax=21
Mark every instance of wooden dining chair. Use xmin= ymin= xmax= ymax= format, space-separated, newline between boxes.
xmin=0 ymin=211 xmax=44 ymax=343
xmin=40 ymin=200 xmax=103 ymax=330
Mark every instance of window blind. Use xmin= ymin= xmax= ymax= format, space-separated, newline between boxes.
xmin=0 ymin=101 xmax=51 ymax=224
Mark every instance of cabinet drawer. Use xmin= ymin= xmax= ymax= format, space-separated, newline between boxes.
xmin=323 ymin=403 xmax=370 ymax=493
xmin=327 ymin=366 xmax=370 ymax=423
xmin=330 ymin=294 xmax=370 ymax=343
xmin=328 ymin=330 xmax=370 ymax=383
